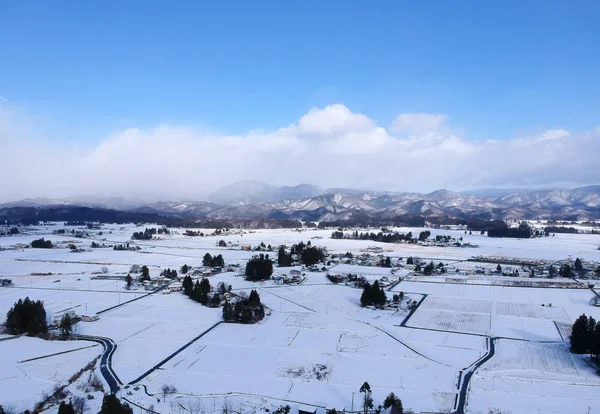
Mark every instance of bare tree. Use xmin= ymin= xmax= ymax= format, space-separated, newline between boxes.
xmin=161 ymin=384 xmax=177 ymax=401
xmin=72 ymin=396 xmax=87 ymax=414
xmin=221 ymin=398 xmax=234 ymax=414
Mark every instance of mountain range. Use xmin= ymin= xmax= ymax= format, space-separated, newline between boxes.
xmin=3 ymin=181 xmax=600 ymax=222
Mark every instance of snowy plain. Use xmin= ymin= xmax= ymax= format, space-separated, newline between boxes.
xmin=0 ymin=223 xmax=599 ymax=413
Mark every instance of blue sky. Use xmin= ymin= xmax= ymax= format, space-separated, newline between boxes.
xmin=1 ymin=1 xmax=599 ymax=200
xmin=1 ymin=0 xmax=599 ymax=141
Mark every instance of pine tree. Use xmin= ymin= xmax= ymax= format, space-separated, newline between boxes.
xmin=571 ymin=314 xmax=589 ymax=354
xmin=98 ymin=394 xmax=133 ymax=414
xmin=58 ymin=400 xmax=75 ymax=414
xmin=222 ymin=302 xmax=233 ymax=322
xmin=60 ymin=313 xmax=72 ymax=337
xmin=140 ymin=265 xmax=150 ymax=281
xmin=182 ymin=275 xmax=193 ymax=295
xmin=248 ymin=289 xmax=260 ymax=305
xmin=211 ymin=293 xmax=221 ymax=307
xmin=125 ymin=274 xmax=132 ymax=290
xmin=360 ymin=284 xmax=371 ymax=307
xmin=587 ymin=316 xmax=597 ymax=356
xmin=203 ymin=253 xmax=213 ymax=267
xmin=575 ymin=258 xmax=583 ymax=271
xmin=590 ymin=322 xmax=600 ymax=360
xmin=383 ymin=392 xmax=403 ymax=412
xmin=496 ymin=264 xmax=502 ymax=273
xmin=180 ymin=264 xmax=189 ymax=274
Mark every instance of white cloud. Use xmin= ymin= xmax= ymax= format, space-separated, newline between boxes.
xmin=0 ymin=103 xmax=598 ymax=202
xmin=390 ymin=113 xmax=448 ymax=134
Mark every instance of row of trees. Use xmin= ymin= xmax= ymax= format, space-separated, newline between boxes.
xmin=222 ymin=290 xmax=265 ymax=324
xmin=488 ymin=222 xmax=541 ymax=238
xmin=332 ymin=230 xmax=416 ymax=244
xmin=131 ymin=228 xmax=155 ymax=240
xmin=160 ymin=268 xmax=178 ymax=279
xmin=246 ymin=254 xmax=274 ymax=281
xmin=31 ymin=238 xmax=53 ymax=248
xmin=203 ymin=253 xmax=225 ymax=268
xmin=5 ymin=297 xmax=48 ymax=335
xmin=277 ymin=242 xmax=326 ymax=267
xmin=182 ymin=276 xmax=222 ymax=306
xmin=570 ymin=314 xmax=600 ymax=359
xmin=360 ymin=281 xmax=387 ymax=307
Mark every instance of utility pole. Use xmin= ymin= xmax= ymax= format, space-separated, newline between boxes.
xmin=351 ymin=392 xmax=354 ymax=412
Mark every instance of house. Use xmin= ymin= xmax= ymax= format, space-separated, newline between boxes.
xmin=290 ymin=269 xmax=302 ymax=278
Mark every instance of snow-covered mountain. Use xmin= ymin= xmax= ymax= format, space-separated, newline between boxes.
xmin=3 ymin=183 xmax=600 ymax=221
xmin=209 ymin=181 xmax=325 ymax=205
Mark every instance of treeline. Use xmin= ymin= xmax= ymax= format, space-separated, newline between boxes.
xmin=332 ymin=230 xmax=416 ymax=244
xmin=182 ymin=276 xmax=225 ymax=306
xmin=222 ymin=290 xmax=265 ymax=324
xmin=544 ymin=226 xmax=579 ymax=234
xmin=488 ymin=222 xmax=541 ymax=238
xmin=203 ymin=253 xmax=224 ymax=267
xmin=246 ymin=254 xmax=274 ymax=281
xmin=31 ymin=238 xmax=53 ymax=248
xmin=570 ymin=314 xmax=600 ymax=360
xmin=0 ymin=206 xmax=305 ymax=229
xmin=0 ymin=206 xmax=166 ymax=225
xmin=5 ymin=297 xmax=48 ymax=335
xmin=160 ymin=268 xmax=178 ymax=279
xmin=277 ymin=241 xmax=326 ymax=267
xmin=131 ymin=227 xmax=169 ymax=240
xmin=360 ymin=280 xmax=387 ymax=307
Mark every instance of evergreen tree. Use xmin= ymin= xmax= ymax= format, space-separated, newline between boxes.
xmin=203 ymin=253 xmax=213 ymax=267
xmin=222 ymin=302 xmax=233 ymax=322
xmin=496 ymin=264 xmax=502 ymax=273
xmin=5 ymin=297 xmax=48 ymax=335
xmin=406 ymin=257 xmax=413 ymax=265
xmin=125 ymin=274 xmax=132 ymax=290
xmin=571 ymin=314 xmax=589 ymax=354
xmin=302 ymin=246 xmax=325 ymax=266
xmin=360 ymin=284 xmax=371 ymax=307
xmin=590 ymin=322 xmax=600 ymax=360
xmin=359 ymin=382 xmax=373 ymax=414
xmin=575 ymin=257 xmax=583 ymax=271
xmin=277 ymin=246 xmax=292 ymax=267
xmin=98 ymin=394 xmax=133 ymax=414
xmin=587 ymin=316 xmax=597 ymax=356
xmin=182 ymin=275 xmax=193 ymax=295
xmin=245 ymin=254 xmax=274 ymax=281
xmin=549 ymin=265 xmax=557 ymax=277
xmin=180 ymin=264 xmax=189 ymax=274
xmin=58 ymin=400 xmax=75 ymax=414
xmin=382 ymin=392 xmax=403 ymax=412
xmin=60 ymin=313 xmax=72 ymax=337
xmin=559 ymin=264 xmax=572 ymax=278
xmin=248 ymin=289 xmax=261 ymax=305
xmin=210 ymin=293 xmax=221 ymax=307
xmin=140 ymin=265 xmax=150 ymax=281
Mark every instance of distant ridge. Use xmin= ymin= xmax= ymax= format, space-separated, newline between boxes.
xmin=2 ymin=182 xmax=600 ymax=222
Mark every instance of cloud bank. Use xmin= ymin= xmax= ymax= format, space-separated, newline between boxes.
xmin=1 ymin=103 xmax=598 ymax=202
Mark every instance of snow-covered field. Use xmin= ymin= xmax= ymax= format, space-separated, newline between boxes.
xmin=1 ymin=223 xmax=600 ymax=413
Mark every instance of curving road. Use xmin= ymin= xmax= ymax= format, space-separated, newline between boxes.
xmin=454 ymin=337 xmax=496 ymax=414
xmin=75 ymin=335 xmax=122 ymax=394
